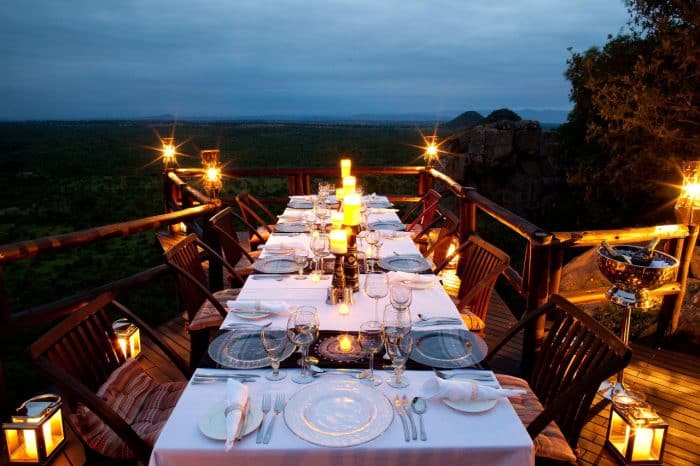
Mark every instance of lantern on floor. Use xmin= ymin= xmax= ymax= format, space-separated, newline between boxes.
xmin=606 ymin=393 xmax=668 ymax=465
xmin=200 ymin=149 xmax=223 ymax=198
xmin=674 ymin=160 xmax=700 ymax=224
xmin=113 ymin=318 xmax=141 ymax=359
xmin=161 ymin=137 xmax=176 ymax=168
xmin=3 ymin=394 xmax=65 ymax=464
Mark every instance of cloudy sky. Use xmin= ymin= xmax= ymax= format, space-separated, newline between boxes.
xmin=0 ymin=0 xmax=630 ymax=120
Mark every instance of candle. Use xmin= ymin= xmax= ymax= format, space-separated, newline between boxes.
xmin=329 ymin=229 xmax=347 ymax=254
xmin=338 ymin=334 xmax=353 ymax=352
xmin=343 ymin=193 xmax=361 ymax=226
xmin=338 ymin=303 xmax=350 ymax=316
xmin=342 ymin=176 xmax=356 ymax=198
xmin=331 ymin=212 xmax=344 ymax=229
xmin=335 ymin=187 xmax=344 ymax=200
xmin=341 ymin=159 xmax=352 ymax=178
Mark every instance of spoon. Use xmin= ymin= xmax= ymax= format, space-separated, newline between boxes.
xmin=411 ymin=397 xmax=427 ymax=441
xmin=308 ymin=364 xmax=369 ymax=379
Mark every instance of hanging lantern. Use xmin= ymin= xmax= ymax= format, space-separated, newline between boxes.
xmin=200 ymin=149 xmax=223 ymax=198
xmin=113 ymin=318 xmax=141 ymax=359
xmin=606 ymin=393 xmax=668 ymax=465
xmin=2 ymin=394 xmax=65 ymax=464
xmin=161 ymin=137 xmax=176 ymax=168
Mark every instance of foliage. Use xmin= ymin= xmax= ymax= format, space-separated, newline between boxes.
xmin=592 ymin=302 xmax=660 ymax=339
xmin=563 ymin=0 xmax=700 ymax=226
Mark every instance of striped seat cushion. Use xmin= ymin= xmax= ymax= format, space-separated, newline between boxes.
xmin=496 ymin=374 xmax=578 ymax=464
xmin=189 ymin=288 xmax=241 ymax=331
xmin=75 ymin=359 xmax=185 ymax=460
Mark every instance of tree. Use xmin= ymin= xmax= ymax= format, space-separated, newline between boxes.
xmin=563 ymin=0 xmax=700 ymax=225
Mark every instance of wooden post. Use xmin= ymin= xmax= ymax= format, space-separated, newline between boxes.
xmin=549 ymin=237 xmax=564 ymax=295
xmin=522 ymin=232 xmax=552 ymax=374
xmin=459 ymin=195 xmax=477 ymax=242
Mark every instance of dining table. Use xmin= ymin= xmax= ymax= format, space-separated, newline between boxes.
xmin=148 ymin=194 xmax=534 ymax=466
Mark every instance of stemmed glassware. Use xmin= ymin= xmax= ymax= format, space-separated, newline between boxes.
xmin=365 ymin=230 xmax=383 ymax=271
xmin=260 ymin=325 xmax=291 ymax=381
xmin=358 ymin=320 xmax=385 ymax=386
xmin=389 ymin=283 xmax=412 ymax=310
xmin=364 ymin=271 xmax=389 ymax=320
xmin=310 ymin=234 xmax=330 ymax=276
xmin=293 ymin=248 xmax=308 ymax=280
xmin=382 ymin=303 xmax=413 ymax=387
xmin=314 ymin=201 xmax=330 ymax=231
xmin=385 ymin=334 xmax=413 ymax=388
xmin=286 ymin=306 xmax=319 ymax=384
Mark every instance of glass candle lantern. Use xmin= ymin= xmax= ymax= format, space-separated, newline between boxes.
xmin=113 ymin=318 xmax=141 ymax=359
xmin=606 ymin=394 xmax=668 ymax=465
xmin=3 ymin=395 xmax=65 ymax=464
xmin=161 ymin=137 xmax=176 ymax=167
xmin=674 ymin=160 xmax=700 ymax=224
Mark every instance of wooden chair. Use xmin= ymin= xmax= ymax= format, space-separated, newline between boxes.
xmin=209 ymin=207 xmax=263 ymax=281
xmin=27 ymin=292 xmax=189 ymax=465
xmin=163 ymin=233 xmax=244 ymax=369
xmin=401 ymin=188 xmax=442 ymax=235
xmin=416 ymin=208 xmax=459 ymax=255
xmin=434 ymin=235 xmax=510 ymax=334
xmin=483 ymin=294 xmax=632 ymax=464
xmin=235 ymin=191 xmax=277 ymax=249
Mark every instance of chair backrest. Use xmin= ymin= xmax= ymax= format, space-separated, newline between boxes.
xmin=402 ymin=189 xmax=442 ymax=232
xmin=27 ymin=292 xmax=152 ymax=462
xmin=163 ymin=234 xmax=208 ymax=321
xmin=235 ymin=191 xmax=276 ymax=237
xmin=527 ymin=295 xmax=632 ymax=446
xmin=453 ymin=235 xmax=510 ymax=320
xmin=209 ymin=207 xmax=255 ymax=266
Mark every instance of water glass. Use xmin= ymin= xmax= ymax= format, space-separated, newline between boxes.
xmin=358 ymin=320 xmax=385 ymax=386
xmin=382 ymin=303 xmax=412 ymax=340
xmin=385 ymin=334 xmax=413 ymax=388
xmin=286 ymin=306 xmax=319 ymax=384
xmin=314 ymin=202 xmax=330 ymax=230
xmin=293 ymin=248 xmax=308 ymax=280
xmin=260 ymin=326 xmax=290 ymax=381
xmin=389 ymin=283 xmax=412 ymax=310
xmin=364 ymin=271 xmax=389 ymax=320
xmin=310 ymin=234 xmax=330 ymax=275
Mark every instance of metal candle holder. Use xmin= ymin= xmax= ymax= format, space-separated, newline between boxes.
xmin=343 ymin=226 xmax=360 ymax=292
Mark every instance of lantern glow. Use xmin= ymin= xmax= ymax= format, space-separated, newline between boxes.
xmin=113 ymin=319 xmax=141 ymax=359
xmin=606 ymin=394 xmax=668 ymax=465
xmin=338 ymin=333 xmax=353 ymax=351
xmin=161 ymin=137 xmax=176 ymax=167
xmin=3 ymin=395 xmax=65 ymax=464
xmin=675 ymin=161 xmax=700 ymax=224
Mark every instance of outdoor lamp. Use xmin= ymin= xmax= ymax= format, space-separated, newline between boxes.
xmin=606 ymin=393 xmax=668 ymax=465
xmin=674 ymin=160 xmax=700 ymax=224
xmin=200 ymin=149 xmax=223 ymax=198
xmin=161 ymin=137 xmax=176 ymax=167
xmin=3 ymin=394 xmax=65 ymax=464
xmin=113 ymin=318 xmax=141 ymax=359
xmin=424 ymin=136 xmax=439 ymax=167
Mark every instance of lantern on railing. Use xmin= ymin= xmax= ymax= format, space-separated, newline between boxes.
xmin=2 ymin=394 xmax=65 ymax=464
xmin=675 ymin=161 xmax=700 ymax=224
xmin=113 ymin=318 xmax=141 ymax=359
xmin=161 ymin=137 xmax=176 ymax=168
xmin=200 ymin=149 xmax=223 ymax=198
xmin=424 ymin=136 xmax=439 ymax=168
xmin=606 ymin=393 xmax=668 ymax=465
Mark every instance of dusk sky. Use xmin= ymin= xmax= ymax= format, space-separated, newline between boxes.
xmin=0 ymin=1 xmax=630 ymax=121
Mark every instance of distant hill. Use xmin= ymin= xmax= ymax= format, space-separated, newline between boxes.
xmin=444 ymin=111 xmax=484 ymax=130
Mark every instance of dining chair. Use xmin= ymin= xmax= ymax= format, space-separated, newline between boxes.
xmin=433 ymin=234 xmax=510 ymax=335
xmin=163 ymin=233 xmax=244 ymax=369
xmin=27 ymin=291 xmax=189 ymax=465
xmin=416 ymin=208 xmax=459 ymax=255
xmin=209 ymin=207 xmax=263 ymax=281
xmin=483 ymin=294 xmax=632 ymax=465
xmin=401 ymin=188 xmax=442 ymax=236
xmin=235 ymin=191 xmax=277 ymax=249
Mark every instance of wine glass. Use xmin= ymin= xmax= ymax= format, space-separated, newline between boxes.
xmin=385 ymin=334 xmax=413 ymax=388
xmin=358 ymin=320 xmax=385 ymax=386
xmin=260 ymin=325 xmax=290 ymax=381
xmin=293 ymin=248 xmax=308 ymax=280
xmin=286 ymin=306 xmax=319 ymax=384
xmin=389 ymin=283 xmax=413 ymax=310
xmin=365 ymin=231 xmax=380 ymax=271
xmin=382 ymin=303 xmax=412 ymax=340
xmin=364 ymin=271 xmax=389 ymax=320
xmin=310 ymin=234 xmax=330 ymax=276
xmin=314 ymin=201 xmax=330 ymax=231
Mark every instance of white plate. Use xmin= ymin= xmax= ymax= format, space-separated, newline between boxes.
xmin=253 ymin=256 xmax=298 ymax=274
xmin=443 ymin=398 xmax=497 ymax=413
xmin=368 ymin=221 xmax=405 ymax=231
xmin=288 ymin=199 xmax=314 ymax=209
xmin=378 ymin=255 xmax=431 ymax=273
xmin=198 ymin=398 xmax=263 ymax=440
xmin=276 ymin=223 xmax=308 ymax=233
xmin=284 ymin=379 xmax=394 ymax=447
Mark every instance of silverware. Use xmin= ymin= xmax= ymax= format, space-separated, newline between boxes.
xmin=411 ymin=397 xmax=427 ymax=441
xmin=262 ymin=393 xmax=285 ymax=444
xmin=412 ymin=320 xmax=463 ymax=328
xmin=251 ymin=275 xmax=288 ymax=280
xmin=221 ymin=322 xmax=272 ymax=330
xmin=401 ymin=395 xmax=417 ymax=440
xmin=235 ymin=398 xmax=250 ymax=441
xmin=195 ymin=371 xmax=260 ymax=378
xmin=256 ymin=393 xmax=271 ymax=444
xmin=393 ymin=394 xmax=409 ymax=442
xmin=433 ymin=368 xmax=495 ymax=382
xmin=192 ymin=376 xmax=257 ymax=384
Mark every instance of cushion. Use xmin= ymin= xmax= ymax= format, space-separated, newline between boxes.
xmin=189 ymin=288 xmax=241 ymax=331
xmin=496 ymin=374 xmax=578 ymax=464
xmin=75 ymin=359 xmax=185 ymax=460
xmin=460 ymin=309 xmax=486 ymax=333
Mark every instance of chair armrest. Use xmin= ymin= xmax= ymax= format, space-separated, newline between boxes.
xmin=455 ymin=263 xmax=508 ymax=309
xmin=165 ymin=261 xmax=230 ymax=319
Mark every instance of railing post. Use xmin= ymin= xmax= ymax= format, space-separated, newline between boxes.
xmin=522 ymin=231 xmax=553 ymax=374
xmin=459 ymin=193 xmax=477 ymax=241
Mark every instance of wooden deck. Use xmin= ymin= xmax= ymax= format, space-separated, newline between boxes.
xmin=46 ymin=294 xmax=699 ymax=466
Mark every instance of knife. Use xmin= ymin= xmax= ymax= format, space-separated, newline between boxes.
xmin=393 ymin=394 xmax=410 ymax=442
xmin=402 ymin=395 xmax=417 ymax=440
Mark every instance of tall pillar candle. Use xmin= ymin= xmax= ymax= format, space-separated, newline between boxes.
xmin=343 ymin=193 xmax=361 ymax=227
xmin=342 ymin=176 xmax=356 ymax=198
xmin=340 ymin=159 xmax=352 ymax=178
xmin=329 ymin=229 xmax=348 ymax=254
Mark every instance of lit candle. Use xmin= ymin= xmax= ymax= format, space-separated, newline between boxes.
xmin=342 ymin=176 xmax=356 ymax=198
xmin=338 ymin=334 xmax=353 ymax=352
xmin=340 ymin=159 xmax=352 ymax=178
xmin=343 ymin=193 xmax=361 ymax=226
xmin=329 ymin=229 xmax=347 ymax=254
xmin=331 ymin=212 xmax=344 ymax=229
xmin=335 ymin=187 xmax=344 ymax=200
xmin=338 ymin=303 xmax=350 ymax=316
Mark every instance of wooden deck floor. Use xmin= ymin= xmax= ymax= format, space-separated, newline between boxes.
xmin=46 ymin=293 xmax=699 ymax=466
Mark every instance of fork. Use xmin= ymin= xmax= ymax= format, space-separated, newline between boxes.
xmin=255 ymin=393 xmax=272 ymax=444
xmin=262 ymin=393 xmax=285 ymax=444
xmin=433 ymin=368 xmax=494 ymax=382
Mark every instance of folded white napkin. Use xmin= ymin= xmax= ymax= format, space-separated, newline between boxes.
xmin=225 ymin=379 xmax=249 ymax=451
xmin=388 ymin=271 xmax=435 ymax=286
xmin=265 ymin=241 xmax=305 ymax=253
xmin=420 ymin=376 xmax=525 ymax=402
xmin=371 ymin=214 xmax=402 ymax=223
xmin=226 ymin=300 xmax=288 ymax=314
xmin=369 ymin=208 xmax=399 ymax=214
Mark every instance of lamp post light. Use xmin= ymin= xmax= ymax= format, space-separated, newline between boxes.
xmin=674 ymin=160 xmax=700 ymax=224
xmin=424 ymin=136 xmax=439 ymax=168
xmin=161 ymin=137 xmax=176 ymax=168
xmin=200 ymin=149 xmax=223 ymax=199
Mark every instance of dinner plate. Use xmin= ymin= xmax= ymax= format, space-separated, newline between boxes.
xmin=409 ymin=328 xmax=488 ymax=368
xmin=288 ymin=199 xmax=314 ymax=209
xmin=378 ymin=254 xmax=431 ymax=273
xmin=208 ymin=329 xmax=296 ymax=369
xmin=275 ymin=223 xmax=308 ymax=233
xmin=253 ymin=256 xmax=298 ymax=274
xmin=284 ymin=379 xmax=394 ymax=447
xmin=198 ymin=398 xmax=263 ymax=440
xmin=368 ymin=221 xmax=405 ymax=231
xmin=443 ymin=398 xmax=497 ymax=413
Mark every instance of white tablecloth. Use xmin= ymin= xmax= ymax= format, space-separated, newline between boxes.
xmin=149 ymin=370 xmax=534 ymax=466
